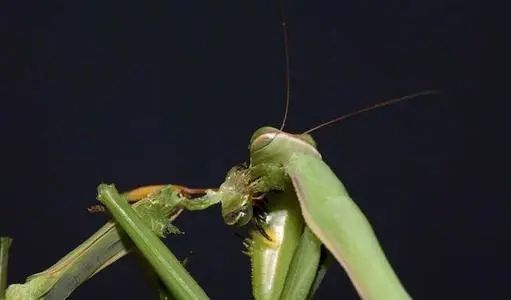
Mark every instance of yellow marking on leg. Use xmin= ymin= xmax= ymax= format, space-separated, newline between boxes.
xmin=123 ymin=185 xmax=168 ymax=202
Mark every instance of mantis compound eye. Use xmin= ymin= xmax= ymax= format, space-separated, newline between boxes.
xmin=249 ymin=127 xmax=281 ymax=153
xmin=224 ymin=204 xmax=253 ymax=227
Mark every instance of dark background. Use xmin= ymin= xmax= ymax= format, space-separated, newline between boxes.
xmin=0 ymin=0 xmax=506 ymax=299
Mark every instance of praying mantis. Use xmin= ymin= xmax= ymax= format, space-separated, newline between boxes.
xmin=2 ymin=77 xmax=437 ymax=300
xmin=2 ymin=95 xmax=435 ymax=299
xmin=98 ymin=88 xmax=435 ymax=300
xmin=182 ymin=89 xmax=435 ymax=300
xmin=0 ymin=1 xmax=442 ymax=299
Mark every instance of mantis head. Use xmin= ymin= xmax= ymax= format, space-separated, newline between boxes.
xmin=249 ymin=127 xmax=321 ymax=166
xmin=218 ymin=127 xmax=319 ymax=227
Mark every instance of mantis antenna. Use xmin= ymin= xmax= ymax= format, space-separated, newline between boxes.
xmin=273 ymin=0 xmax=438 ymax=134
xmin=303 ymin=90 xmax=440 ymax=134
xmin=278 ymin=0 xmax=291 ymax=131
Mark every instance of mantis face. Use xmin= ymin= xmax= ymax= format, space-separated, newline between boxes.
xmin=218 ymin=127 xmax=319 ymax=227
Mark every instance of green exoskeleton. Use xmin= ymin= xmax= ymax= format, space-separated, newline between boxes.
xmin=203 ymin=1 xmax=435 ymax=297
xmin=202 ymin=3 xmax=431 ymax=295
xmin=2 ymin=0 xmax=438 ymax=297
xmin=207 ymin=121 xmax=425 ymax=299
xmin=254 ymin=127 xmax=410 ymax=300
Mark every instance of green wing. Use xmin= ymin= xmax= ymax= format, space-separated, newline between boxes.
xmin=286 ymin=153 xmax=410 ymax=300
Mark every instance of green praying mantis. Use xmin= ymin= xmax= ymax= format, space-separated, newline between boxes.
xmin=1 ymin=93 xmax=438 ymax=300
xmin=0 ymin=2 xmax=440 ymax=299
xmin=95 ymin=91 xmax=435 ymax=300
xmin=187 ymin=90 xmax=436 ymax=300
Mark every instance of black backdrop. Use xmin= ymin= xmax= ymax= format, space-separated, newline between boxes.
xmin=1 ymin=0 xmax=505 ymax=299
